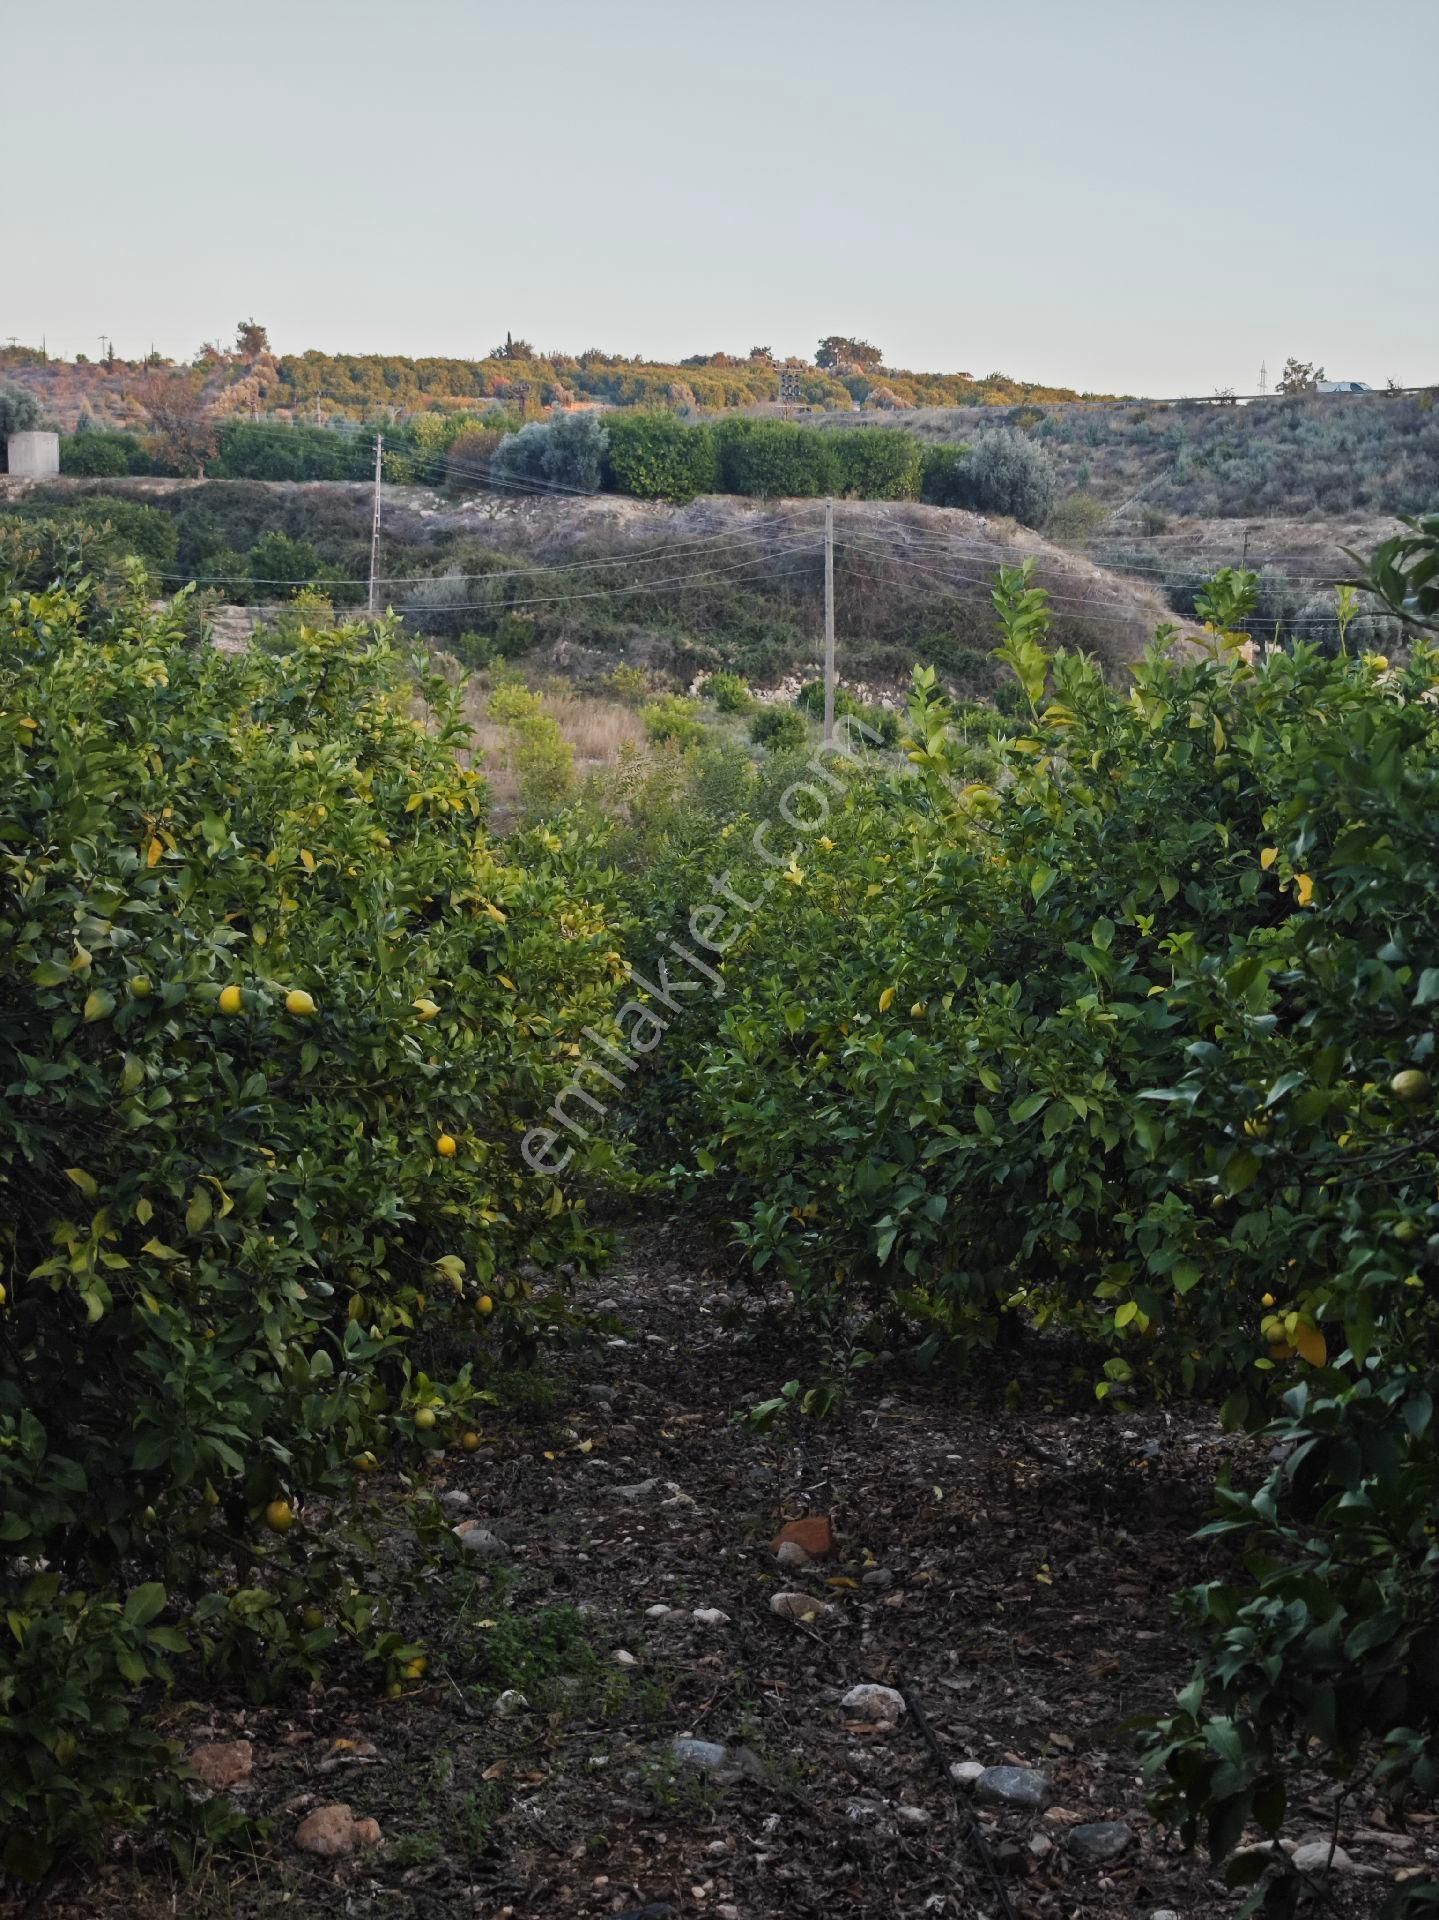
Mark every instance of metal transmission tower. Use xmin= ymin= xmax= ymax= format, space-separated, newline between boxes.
xmin=368 ymin=435 xmax=384 ymax=616
xmin=778 ymin=367 xmax=804 ymax=408
xmin=1259 ymin=360 xmax=1268 ymax=396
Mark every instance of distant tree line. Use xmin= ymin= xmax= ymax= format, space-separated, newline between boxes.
xmin=57 ymin=412 xmax=1060 ymax=524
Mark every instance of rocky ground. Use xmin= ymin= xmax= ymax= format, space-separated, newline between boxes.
xmin=17 ymin=1217 xmax=1432 ymax=1920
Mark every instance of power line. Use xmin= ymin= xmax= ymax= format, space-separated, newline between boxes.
xmin=384 ymin=541 xmax=819 ymax=615
xmin=834 ymin=534 xmax=1172 ymax=619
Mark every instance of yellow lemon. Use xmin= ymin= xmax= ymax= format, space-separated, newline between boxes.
xmin=301 ymin=1606 xmax=325 ymax=1632
xmin=460 ymin=1430 xmax=481 ymax=1452
xmin=218 ymin=984 xmax=244 ymax=1015
xmin=1392 ymin=1069 xmax=1431 ymax=1105
xmin=476 ymin=1294 xmax=494 ymax=1316
xmin=264 ymin=1498 xmax=295 ymax=1533
xmin=285 ymin=989 xmax=316 ymax=1017
xmin=414 ymin=1407 xmax=437 ymax=1431
xmin=0 ymin=1283 xmax=7 ymax=1307
xmin=402 ymin=1657 xmax=427 ymax=1681
xmin=436 ymin=1133 xmax=458 ymax=1158
xmin=1261 ymin=1292 xmax=1276 ymax=1307
xmin=129 ymin=975 xmax=152 ymax=999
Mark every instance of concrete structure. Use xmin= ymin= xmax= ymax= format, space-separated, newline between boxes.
xmin=3 ymin=430 xmax=60 ymax=478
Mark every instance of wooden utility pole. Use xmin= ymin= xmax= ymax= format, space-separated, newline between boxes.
xmin=822 ymin=498 xmax=836 ymax=744
xmin=368 ymin=434 xmax=384 ymax=615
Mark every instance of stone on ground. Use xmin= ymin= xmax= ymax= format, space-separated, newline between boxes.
xmin=188 ymin=1739 xmax=254 ymax=1791
xmin=840 ymin=1683 xmax=906 ymax=1725
xmin=974 ymin=1764 xmax=1053 ymax=1811
xmin=1067 ymin=1820 xmax=1133 ymax=1863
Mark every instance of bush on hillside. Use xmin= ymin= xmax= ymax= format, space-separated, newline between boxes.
xmin=712 ymin=418 xmax=835 ymax=498
xmin=953 ymin=428 xmax=1058 ymax=525
xmin=0 ymin=384 xmax=47 ymax=439
xmin=212 ymin=421 xmax=372 ymax=482
xmin=1044 ymin=489 xmax=1109 ymax=544
xmin=827 ymin=427 xmax=923 ymax=500
xmin=2 ymin=496 xmax=180 ymax=580
xmin=700 ymin=671 xmax=751 ymax=712
xmin=59 ymin=430 xmax=155 ymax=478
xmin=605 ymin=412 xmax=718 ymax=501
xmin=749 ymin=705 xmax=809 ymax=751
xmin=920 ymin=443 xmax=969 ymax=508
xmin=641 ymin=693 xmax=706 ymax=748
xmin=445 ymin=426 xmax=509 ymax=490
xmin=486 ymin=415 xmax=611 ymax=497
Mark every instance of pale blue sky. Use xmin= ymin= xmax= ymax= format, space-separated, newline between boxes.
xmin=8 ymin=0 xmax=1436 ymax=394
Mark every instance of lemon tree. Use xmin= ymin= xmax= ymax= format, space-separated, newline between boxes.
xmin=0 ymin=576 xmax=626 ymax=1873
xmin=649 ymin=564 xmax=1439 ymax=1870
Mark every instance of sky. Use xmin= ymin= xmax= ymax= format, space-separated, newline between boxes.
xmin=7 ymin=0 xmax=1437 ymax=396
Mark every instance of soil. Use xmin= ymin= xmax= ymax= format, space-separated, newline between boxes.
xmin=10 ymin=1215 xmax=1429 ymax=1920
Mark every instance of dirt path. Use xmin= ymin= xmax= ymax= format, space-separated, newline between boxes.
xmin=36 ymin=1218 xmax=1418 ymax=1920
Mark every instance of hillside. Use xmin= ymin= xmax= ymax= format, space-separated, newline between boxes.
xmin=828 ymin=389 xmax=1439 ymax=520
xmin=0 ymin=342 xmax=1101 ymax=433
xmin=0 ymin=476 xmax=1195 ymax=692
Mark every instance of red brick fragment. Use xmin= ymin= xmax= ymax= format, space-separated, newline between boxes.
xmin=771 ymin=1515 xmax=835 ymax=1560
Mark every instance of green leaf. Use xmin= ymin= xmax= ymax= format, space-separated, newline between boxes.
xmin=122 ymin=1582 xmax=167 ymax=1628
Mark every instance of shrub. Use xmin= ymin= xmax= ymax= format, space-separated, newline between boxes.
xmin=964 ymin=429 xmax=1057 ymax=525
xmin=0 ymin=582 xmax=623 ymax=1871
xmin=488 ymin=421 xmax=553 ymax=493
xmin=920 ymin=444 xmax=973 ymax=507
xmin=605 ymin=663 xmax=652 ymax=706
xmin=446 ymin=426 xmax=508 ymax=491
xmin=920 ymin=432 xmax=1056 ymax=523
xmin=640 ymin=693 xmax=705 ymax=748
xmin=542 ymin=412 xmax=608 ymax=493
xmin=749 ymin=705 xmax=809 ymax=751
xmin=1044 ymin=490 xmax=1109 ymax=545
xmin=248 ymin=528 xmax=323 ymax=597
xmin=605 ymin=413 xmax=717 ymax=501
xmin=795 ymin=678 xmax=860 ymax=719
xmin=0 ymin=384 xmax=46 ymax=439
xmin=712 ymin=418 xmax=835 ymax=498
xmin=486 ymin=415 xmax=608 ymax=496
xmin=486 ymin=679 xmax=577 ymax=814
xmin=212 ymin=422 xmax=370 ymax=482
xmin=3 ymin=497 xmax=180 ymax=579
xmin=826 ymin=428 xmax=923 ymax=500
xmin=701 ymin=671 xmax=751 ymax=713
xmin=59 ymin=430 xmax=151 ymax=478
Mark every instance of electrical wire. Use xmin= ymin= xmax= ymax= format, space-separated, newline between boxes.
xmin=834 ymin=534 xmax=1172 ymax=620
xmin=384 ymin=540 xmax=819 ymax=615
